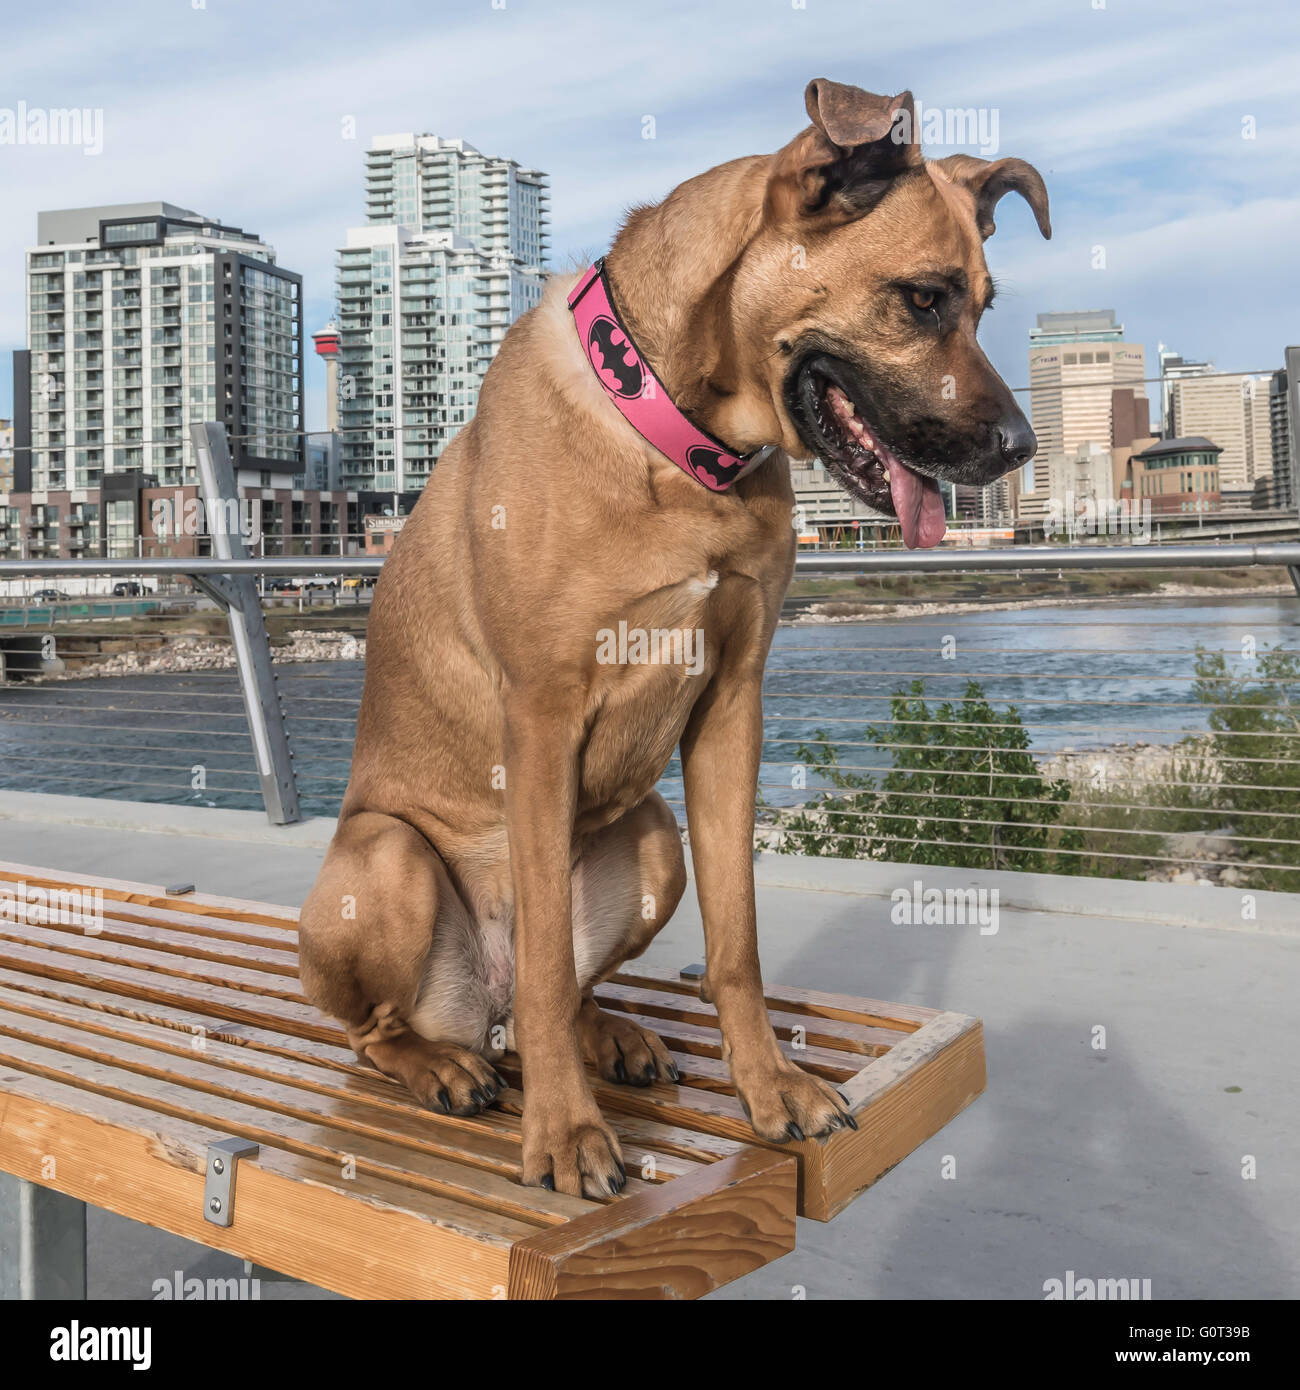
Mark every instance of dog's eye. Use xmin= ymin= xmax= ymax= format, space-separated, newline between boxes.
xmin=909 ymin=288 xmax=940 ymax=311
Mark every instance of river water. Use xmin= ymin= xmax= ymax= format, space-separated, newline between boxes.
xmin=1 ymin=595 xmax=1295 ymax=820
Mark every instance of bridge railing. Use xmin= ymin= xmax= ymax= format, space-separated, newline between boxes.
xmin=1 ymin=425 xmax=1298 ymax=894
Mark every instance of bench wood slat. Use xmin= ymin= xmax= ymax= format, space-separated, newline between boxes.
xmin=614 ymin=963 xmax=938 ymax=1030
xmin=508 ymin=1148 xmax=797 ymax=1300
xmin=0 ymin=966 xmax=748 ymax=1170
xmin=0 ymin=861 xmax=299 ymax=929
xmin=595 ymin=981 xmax=902 ymax=1054
xmin=0 ymin=1021 xmax=591 ymax=1227
xmin=0 ymin=984 xmax=705 ymax=1185
xmin=0 ymin=923 xmax=306 ymax=1001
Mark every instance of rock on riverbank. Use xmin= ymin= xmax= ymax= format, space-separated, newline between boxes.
xmin=30 ymin=629 xmax=365 ymax=681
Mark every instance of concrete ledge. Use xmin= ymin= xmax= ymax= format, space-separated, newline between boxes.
xmin=0 ymin=789 xmax=338 ymax=850
xmin=750 ymin=852 xmax=1297 ymax=935
xmin=0 ymin=790 xmax=1294 ymax=935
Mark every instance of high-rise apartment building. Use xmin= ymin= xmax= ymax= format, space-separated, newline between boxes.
xmin=1169 ymin=371 xmax=1272 ymax=496
xmin=336 ymin=135 xmax=549 ymax=491
xmin=1021 ymin=310 xmax=1146 ymax=518
xmin=13 ymin=203 xmax=303 ymax=495
xmin=363 ymin=135 xmax=547 ymax=263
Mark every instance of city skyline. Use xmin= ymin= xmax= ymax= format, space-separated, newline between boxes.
xmin=3 ymin=0 xmax=1298 ymax=438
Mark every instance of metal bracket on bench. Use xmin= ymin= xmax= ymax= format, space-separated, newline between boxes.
xmin=204 ymin=1138 xmax=259 ymax=1227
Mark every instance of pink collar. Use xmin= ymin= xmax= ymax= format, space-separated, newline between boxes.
xmin=568 ymin=260 xmax=767 ymax=491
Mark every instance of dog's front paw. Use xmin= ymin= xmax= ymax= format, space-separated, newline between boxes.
xmin=734 ymin=1058 xmax=857 ymax=1144
xmin=522 ymin=1100 xmax=626 ymax=1199
xmin=579 ymin=1005 xmax=679 ymax=1086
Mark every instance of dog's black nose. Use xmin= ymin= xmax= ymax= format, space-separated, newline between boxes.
xmin=998 ymin=416 xmax=1037 ymax=467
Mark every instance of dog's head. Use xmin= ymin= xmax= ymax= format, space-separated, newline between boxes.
xmin=735 ymin=79 xmax=1050 ymax=547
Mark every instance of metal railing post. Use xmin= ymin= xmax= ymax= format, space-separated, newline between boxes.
xmin=189 ymin=422 xmax=302 ymax=825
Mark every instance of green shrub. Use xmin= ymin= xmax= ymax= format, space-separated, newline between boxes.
xmin=773 ymin=679 xmax=1075 ymax=870
xmin=1193 ymin=646 xmax=1300 ymax=890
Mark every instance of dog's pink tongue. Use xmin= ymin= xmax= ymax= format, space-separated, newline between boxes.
xmin=887 ymin=454 xmax=947 ymax=550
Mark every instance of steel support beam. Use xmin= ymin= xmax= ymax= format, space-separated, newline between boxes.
xmin=0 ymin=1174 xmax=87 ymax=1300
xmin=189 ymin=422 xmax=301 ymax=825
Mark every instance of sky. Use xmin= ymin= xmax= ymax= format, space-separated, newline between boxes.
xmin=2 ymin=0 xmax=1298 ymax=433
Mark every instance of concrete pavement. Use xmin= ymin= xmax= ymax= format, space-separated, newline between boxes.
xmin=1 ymin=794 xmax=1296 ymax=1301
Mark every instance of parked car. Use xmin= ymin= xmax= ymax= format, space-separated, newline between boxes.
xmin=31 ymin=589 xmax=71 ymax=603
xmin=342 ymin=576 xmax=370 ymax=592
xmin=112 ymin=581 xmax=144 ymax=598
xmin=302 ymin=575 xmax=338 ymax=591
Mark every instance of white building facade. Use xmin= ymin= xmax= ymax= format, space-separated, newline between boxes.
xmin=336 ymin=135 xmax=549 ymax=492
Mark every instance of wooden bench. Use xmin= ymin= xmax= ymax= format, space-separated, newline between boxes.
xmin=0 ymin=861 xmax=986 ymax=1299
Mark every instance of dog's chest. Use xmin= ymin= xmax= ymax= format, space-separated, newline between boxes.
xmin=577 ymin=568 xmax=733 ymax=816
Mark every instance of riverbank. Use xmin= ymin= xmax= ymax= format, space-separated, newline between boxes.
xmin=786 ymin=579 xmax=1295 ymax=624
xmin=28 ymin=628 xmax=365 ymax=681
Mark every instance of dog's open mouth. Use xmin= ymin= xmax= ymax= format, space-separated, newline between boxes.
xmin=791 ymin=358 xmax=948 ymax=550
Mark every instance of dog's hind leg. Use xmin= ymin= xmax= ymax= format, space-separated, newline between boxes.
xmin=298 ymin=811 xmax=503 ymax=1116
xmin=570 ymin=792 xmax=687 ymax=1086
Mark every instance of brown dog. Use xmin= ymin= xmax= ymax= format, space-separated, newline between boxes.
xmin=299 ymin=79 xmax=1049 ymax=1198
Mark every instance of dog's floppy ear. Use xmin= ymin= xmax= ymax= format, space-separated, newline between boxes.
xmin=767 ymin=79 xmax=921 ymax=222
xmin=936 ymin=154 xmax=1052 ymax=240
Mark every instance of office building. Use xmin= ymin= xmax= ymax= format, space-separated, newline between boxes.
xmin=1168 ymin=371 xmax=1272 ymax=498
xmin=1047 ymin=441 xmax=1117 ymax=513
xmin=952 ymin=477 xmax=1013 ymax=525
xmin=1157 ymin=346 xmax=1213 ymax=438
xmin=14 ymin=202 xmax=303 ymax=497
xmin=1022 ymin=310 xmax=1146 ymax=519
xmin=336 ymin=135 xmax=549 ymax=491
xmin=1130 ymin=437 xmax=1222 ymax=516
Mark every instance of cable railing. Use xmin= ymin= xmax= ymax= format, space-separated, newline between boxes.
xmin=2 ymin=471 xmax=1299 ymax=890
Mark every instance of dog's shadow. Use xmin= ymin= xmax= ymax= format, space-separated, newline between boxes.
xmin=653 ymin=871 xmax=1295 ymax=1301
